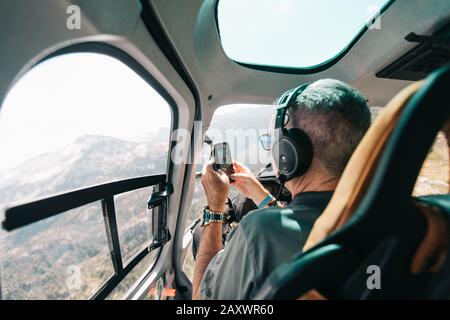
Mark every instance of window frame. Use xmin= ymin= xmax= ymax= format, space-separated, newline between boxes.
xmin=0 ymin=42 xmax=178 ymax=300
xmin=214 ymin=0 xmax=396 ymax=74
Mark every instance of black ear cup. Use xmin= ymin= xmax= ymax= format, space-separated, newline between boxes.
xmin=272 ymin=128 xmax=313 ymax=182
xmin=272 ymin=83 xmax=312 ymax=182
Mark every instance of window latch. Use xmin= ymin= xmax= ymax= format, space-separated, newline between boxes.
xmin=147 ymin=182 xmax=173 ymax=209
xmin=147 ymin=182 xmax=173 ymax=252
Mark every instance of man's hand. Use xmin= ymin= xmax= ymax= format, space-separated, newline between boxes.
xmin=230 ymin=161 xmax=271 ymax=206
xmin=201 ymin=160 xmax=230 ymax=212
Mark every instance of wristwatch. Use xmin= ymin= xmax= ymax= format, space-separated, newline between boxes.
xmin=201 ymin=207 xmax=226 ymax=227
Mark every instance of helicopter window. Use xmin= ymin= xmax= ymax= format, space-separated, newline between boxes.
xmin=182 ymin=104 xmax=274 ymax=281
xmin=413 ymin=132 xmax=449 ymax=196
xmin=189 ymin=104 xmax=274 ymax=225
xmin=0 ymin=52 xmax=173 ymax=299
xmin=115 ymin=187 xmax=155 ymax=265
xmin=217 ymin=0 xmax=392 ymax=70
xmin=0 ymin=52 xmax=171 ymax=202
xmin=370 ymin=108 xmax=449 ymax=197
xmin=1 ymin=201 xmax=114 ymax=299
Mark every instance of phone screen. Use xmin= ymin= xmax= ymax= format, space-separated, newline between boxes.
xmin=213 ymin=142 xmax=234 ymax=177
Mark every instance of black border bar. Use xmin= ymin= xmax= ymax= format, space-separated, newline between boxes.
xmin=2 ymin=174 xmax=166 ymax=231
xmin=102 ymin=196 xmax=124 ymax=273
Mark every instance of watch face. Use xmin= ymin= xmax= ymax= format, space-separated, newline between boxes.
xmin=201 ymin=208 xmax=210 ymax=226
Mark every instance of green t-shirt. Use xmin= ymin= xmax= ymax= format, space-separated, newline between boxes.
xmin=200 ymin=191 xmax=333 ymax=300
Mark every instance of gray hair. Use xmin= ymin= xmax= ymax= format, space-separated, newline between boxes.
xmin=288 ymin=79 xmax=370 ymax=177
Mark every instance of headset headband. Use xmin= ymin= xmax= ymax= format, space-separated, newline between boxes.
xmin=275 ymin=83 xmax=310 ymax=129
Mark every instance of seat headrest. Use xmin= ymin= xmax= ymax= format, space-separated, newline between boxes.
xmin=303 ymin=81 xmax=424 ymax=252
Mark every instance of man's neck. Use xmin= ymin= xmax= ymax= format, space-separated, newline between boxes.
xmin=286 ymin=171 xmax=339 ymax=198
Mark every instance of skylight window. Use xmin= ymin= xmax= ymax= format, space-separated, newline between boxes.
xmin=217 ymin=0 xmax=393 ymax=70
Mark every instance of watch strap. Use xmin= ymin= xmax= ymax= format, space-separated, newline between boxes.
xmin=201 ymin=208 xmax=226 ymax=227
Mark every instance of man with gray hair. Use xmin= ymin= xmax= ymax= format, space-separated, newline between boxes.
xmin=192 ymin=79 xmax=371 ymax=300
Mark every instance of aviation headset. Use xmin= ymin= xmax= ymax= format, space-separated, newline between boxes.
xmin=272 ymin=83 xmax=314 ymax=183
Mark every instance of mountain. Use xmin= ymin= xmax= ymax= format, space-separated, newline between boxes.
xmin=0 ymin=134 xmax=168 ymax=209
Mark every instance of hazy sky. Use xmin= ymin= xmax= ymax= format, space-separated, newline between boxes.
xmin=218 ymin=0 xmax=389 ymax=68
xmin=0 ymin=53 xmax=172 ymax=171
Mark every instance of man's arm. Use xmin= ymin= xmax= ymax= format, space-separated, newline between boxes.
xmin=192 ymin=161 xmax=229 ymax=299
xmin=191 ymin=214 xmax=261 ymax=300
xmin=192 ymin=222 xmax=223 ymax=300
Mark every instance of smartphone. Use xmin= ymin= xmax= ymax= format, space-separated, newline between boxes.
xmin=212 ymin=142 xmax=234 ymax=179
